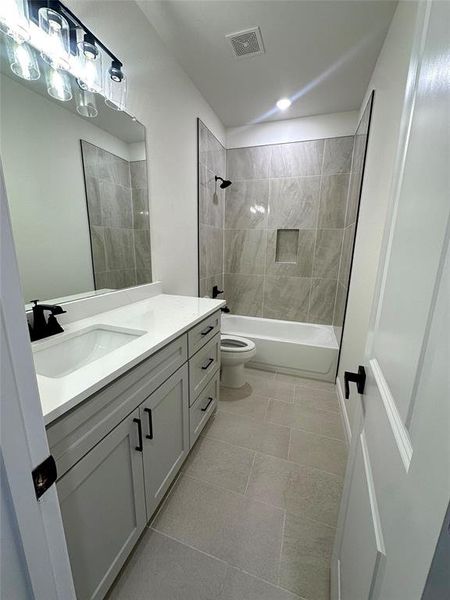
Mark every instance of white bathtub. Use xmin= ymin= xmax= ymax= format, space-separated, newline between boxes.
xmin=221 ymin=314 xmax=339 ymax=382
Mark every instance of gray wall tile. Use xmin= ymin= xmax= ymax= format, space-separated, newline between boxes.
xmin=130 ymin=160 xmax=147 ymax=189
xmin=333 ymin=282 xmax=347 ymax=328
xmin=318 ymin=174 xmax=349 ymax=229
xmin=104 ymin=227 xmax=135 ymax=270
xmin=266 ymin=229 xmax=315 ymax=278
xmin=135 ymin=268 xmax=152 ymax=286
xmin=322 ymin=136 xmax=354 ymax=175
xmin=268 ymin=177 xmax=321 ymax=229
xmin=313 ymin=229 xmax=344 ymax=279
xmin=99 ymin=181 xmax=132 ymax=228
xmin=84 ymin=176 xmax=102 ymax=226
xmin=275 ymin=229 xmax=298 ymax=263
xmin=270 ymin=140 xmax=324 ymax=178
xmin=90 ymin=225 xmax=106 ymax=273
xmin=308 ymin=278 xmax=337 ymax=324
xmin=225 ymin=180 xmax=269 ymax=229
xmin=263 ymin=277 xmax=311 ymax=322
xmin=131 ymin=188 xmax=150 ymax=229
xmin=224 ymin=229 xmax=266 ymax=275
xmin=338 ymin=224 xmax=355 ymax=287
xmin=199 ymin=167 xmax=224 ymax=228
xmin=134 ymin=229 xmax=151 ymax=271
xmin=227 ymin=146 xmax=272 ymax=181
xmin=224 ymin=274 xmax=264 ymax=317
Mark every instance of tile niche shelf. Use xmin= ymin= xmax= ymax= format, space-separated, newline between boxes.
xmin=275 ymin=229 xmax=299 ymax=263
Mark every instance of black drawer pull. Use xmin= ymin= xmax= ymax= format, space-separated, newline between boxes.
xmin=144 ymin=408 xmax=153 ymax=440
xmin=133 ymin=418 xmax=143 ymax=452
xmin=200 ymin=325 xmax=214 ymax=336
xmin=201 ymin=358 xmax=214 ymax=370
xmin=201 ymin=397 xmax=214 ymax=412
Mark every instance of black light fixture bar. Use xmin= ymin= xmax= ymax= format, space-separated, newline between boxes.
xmin=28 ymin=0 xmax=123 ymax=68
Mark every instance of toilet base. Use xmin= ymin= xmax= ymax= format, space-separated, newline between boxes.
xmin=221 ymin=363 xmax=246 ymax=388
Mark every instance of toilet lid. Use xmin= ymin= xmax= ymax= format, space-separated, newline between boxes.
xmin=221 ymin=335 xmax=255 ymax=353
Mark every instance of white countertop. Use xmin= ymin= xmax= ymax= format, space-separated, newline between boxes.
xmin=34 ymin=294 xmax=224 ymax=425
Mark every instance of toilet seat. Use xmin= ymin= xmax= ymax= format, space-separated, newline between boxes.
xmin=221 ymin=335 xmax=255 ymax=353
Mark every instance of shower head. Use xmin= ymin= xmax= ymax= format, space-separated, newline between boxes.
xmin=215 ymin=176 xmax=232 ymax=189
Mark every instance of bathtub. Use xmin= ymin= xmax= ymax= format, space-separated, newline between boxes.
xmin=221 ymin=314 xmax=339 ymax=382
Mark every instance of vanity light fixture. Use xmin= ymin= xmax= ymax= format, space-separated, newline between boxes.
xmin=46 ymin=65 xmax=72 ymax=101
xmin=75 ymin=82 xmax=97 ymax=117
xmin=105 ymin=69 xmax=128 ymax=111
xmin=276 ymin=97 xmax=292 ymax=110
xmin=108 ymin=59 xmax=124 ymax=82
xmin=0 ymin=0 xmax=30 ymax=43
xmin=6 ymin=36 xmax=40 ymax=80
xmin=76 ymin=33 xmax=102 ymax=93
xmin=38 ymin=6 xmax=70 ymax=70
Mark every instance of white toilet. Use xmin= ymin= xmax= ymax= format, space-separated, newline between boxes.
xmin=220 ymin=335 xmax=256 ymax=388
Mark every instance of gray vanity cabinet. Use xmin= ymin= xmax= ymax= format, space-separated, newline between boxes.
xmin=139 ymin=364 xmax=189 ymax=519
xmin=56 ymin=408 xmax=146 ymax=600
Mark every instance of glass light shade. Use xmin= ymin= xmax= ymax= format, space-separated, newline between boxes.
xmin=76 ymin=40 xmax=102 ymax=93
xmin=76 ymin=85 xmax=98 ymax=118
xmin=38 ymin=7 xmax=70 ymax=70
xmin=6 ymin=37 xmax=40 ymax=81
xmin=0 ymin=0 xmax=30 ymax=43
xmin=104 ymin=73 xmax=127 ymax=111
xmin=46 ymin=67 xmax=72 ymax=101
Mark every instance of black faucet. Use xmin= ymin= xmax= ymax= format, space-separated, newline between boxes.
xmin=29 ymin=300 xmax=66 ymax=341
xmin=211 ymin=286 xmax=230 ymax=313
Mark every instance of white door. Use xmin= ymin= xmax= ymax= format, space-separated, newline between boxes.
xmin=332 ymin=1 xmax=450 ymax=599
xmin=0 ymin=161 xmax=76 ymax=599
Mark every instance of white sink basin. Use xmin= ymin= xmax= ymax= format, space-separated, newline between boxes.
xmin=32 ymin=325 xmax=145 ymax=378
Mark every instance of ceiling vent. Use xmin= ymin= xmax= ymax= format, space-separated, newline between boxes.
xmin=226 ymin=27 xmax=265 ymax=59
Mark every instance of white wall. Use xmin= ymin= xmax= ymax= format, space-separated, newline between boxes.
xmin=67 ymin=0 xmax=226 ymax=297
xmin=337 ymin=1 xmax=421 ymax=431
xmin=226 ymin=110 xmax=358 ymax=148
xmin=0 ymin=73 xmax=135 ymax=303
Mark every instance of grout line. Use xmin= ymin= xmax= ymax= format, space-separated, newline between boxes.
xmin=277 ymin=510 xmax=287 ymax=587
xmin=243 ymin=451 xmax=257 ymax=496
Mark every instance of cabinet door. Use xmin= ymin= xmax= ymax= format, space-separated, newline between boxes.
xmin=140 ymin=364 xmax=189 ymax=520
xmin=57 ymin=409 xmax=146 ymax=600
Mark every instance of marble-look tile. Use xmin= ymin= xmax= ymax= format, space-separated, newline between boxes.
xmin=99 ymin=181 xmax=133 ymax=229
xmin=244 ymin=370 xmax=295 ymax=403
xmin=224 ymin=180 xmax=269 ymax=229
xmin=267 ymin=399 xmax=344 ymax=441
xmin=345 ymin=166 xmax=363 ymax=227
xmin=198 ymin=120 xmax=209 ymax=166
xmin=84 ymin=176 xmax=102 ymax=226
xmin=206 ymin=411 xmax=290 ymax=459
xmin=104 ymin=227 xmax=135 ymax=271
xmin=110 ymin=154 xmax=131 ymax=188
xmin=199 ymin=166 xmax=224 ymax=229
xmin=131 ymin=188 xmax=150 ymax=229
xmin=263 ymin=277 xmax=311 ymax=322
xmin=153 ymin=475 xmax=285 ymax=584
xmin=209 ymin=132 xmax=226 ymax=177
xmin=293 ymin=386 xmax=340 ymax=414
xmin=81 ymin=140 xmax=98 ymax=179
xmin=135 ymin=268 xmax=152 ymax=285
xmin=224 ymin=229 xmax=266 ymax=275
xmin=279 ymin=513 xmax=335 ymax=600
xmin=318 ymin=174 xmax=350 ymax=228
xmin=270 ymin=140 xmax=324 ymax=178
xmin=246 ymin=453 xmax=343 ymax=526
xmin=289 ymin=429 xmax=347 ymax=479
xmin=183 ymin=437 xmax=255 ymax=494
xmin=103 ymin=268 xmax=137 ymax=290
xmin=199 ymin=274 xmax=224 ymax=298
xmin=94 ymin=271 xmax=109 ymax=290
xmin=312 ymin=229 xmax=343 ymax=279
xmin=134 ymin=229 xmax=151 ymax=271
xmin=130 ymin=160 xmax=147 ymax=189
xmin=322 ymin=136 xmax=354 ymax=175
xmin=219 ymin=389 xmax=269 ymax=421
xmin=108 ymin=529 xmax=227 ymax=600
xmin=219 ymin=566 xmax=301 ymax=600
xmin=266 ymin=229 xmax=315 ymax=278
xmin=268 ymin=177 xmax=321 ymax=229
xmin=227 ymin=146 xmax=272 ymax=181
xmin=333 ymin=281 xmax=347 ymax=327
xmin=292 ymin=377 xmax=335 ymax=392
xmin=224 ymin=274 xmax=264 ymax=317
xmin=90 ymin=226 xmax=106 ymax=273
xmin=338 ymin=224 xmax=355 ymax=287
xmin=308 ymin=278 xmax=337 ymax=325
xmin=275 ymin=229 xmax=298 ymax=262
xmin=200 ymin=225 xmax=223 ymax=279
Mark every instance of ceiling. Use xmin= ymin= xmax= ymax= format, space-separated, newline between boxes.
xmin=137 ymin=0 xmax=397 ymax=127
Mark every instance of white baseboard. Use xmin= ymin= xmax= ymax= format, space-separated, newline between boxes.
xmin=336 ymin=376 xmax=352 ymax=446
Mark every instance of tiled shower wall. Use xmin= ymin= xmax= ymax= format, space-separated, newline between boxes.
xmin=198 ymin=121 xmax=227 ymax=297
xmin=224 ymin=136 xmax=354 ymax=325
xmin=81 ymin=141 xmax=152 ymax=290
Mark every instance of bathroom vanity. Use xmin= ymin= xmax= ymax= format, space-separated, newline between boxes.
xmin=35 ymin=292 xmax=223 ymax=600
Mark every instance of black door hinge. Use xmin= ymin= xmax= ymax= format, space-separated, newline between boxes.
xmin=344 ymin=366 xmax=366 ymax=399
xmin=32 ymin=455 xmax=57 ymax=500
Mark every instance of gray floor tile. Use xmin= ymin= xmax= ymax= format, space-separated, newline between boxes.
xmin=288 ymin=428 xmax=347 ymax=478
xmin=153 ymin=475 xmax=285 ymax=584
xmin=246 ymin=453 xmax=343 ymax=526
xmin=293 ymin=386 xmax=340 ymax=414
xmin=219 ymin=388 xmax=269 ymax=421
xmin=245 ymin=370 xmax=295 ymax=403
xmin=279 ymin=513 xmax=335 ymax=600
xmin=108 ymin=529 xmax=227 ymax=600
xmin=219 ymin=566 xmax=302 ymax=599
xmin=206 ymin=411 xmax=290 ymax=459
xmin=266 ymin=399 xmax=345 ymax=440
xmin=183 ymin=436 xmax=255 ymax=494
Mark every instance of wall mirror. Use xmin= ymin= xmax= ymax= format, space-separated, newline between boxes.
xmin=0 ymin=38 xmax=152 ymax=307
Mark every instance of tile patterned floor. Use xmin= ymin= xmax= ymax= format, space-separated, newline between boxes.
xmin=108 ymin=368 xmax=347 ymax=600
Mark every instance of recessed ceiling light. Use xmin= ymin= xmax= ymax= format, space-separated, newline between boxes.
xmin=276 ymin=98 xmax=291 ymax=110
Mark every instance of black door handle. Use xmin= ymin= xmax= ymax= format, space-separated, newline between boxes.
xmin=201 ymin=358 xmax=214 ymax=370
xmin=201 ymin=325 xmax=214 ymax=336
xmin=201 ymin=397 xmax=214 ymax=412
xmin=133 ymin=418 xmax=143 ymax=452
xmin=344 ymin=366 xmax=366 ymax=399
xmin=144 ymin=408 xmax=153 ymax=440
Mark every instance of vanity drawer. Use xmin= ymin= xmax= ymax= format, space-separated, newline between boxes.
xmin=190 ymin=371 xmax=219 ymax=447
xmin=189 ymin=333 xmax=220 ymax=402
xmin=188 ymin=311 xmax=221 ymax=357
xmin=47 ymin=334 xmax=187 ymax=478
